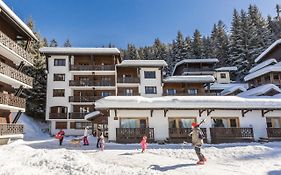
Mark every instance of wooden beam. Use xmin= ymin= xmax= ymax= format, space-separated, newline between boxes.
xmin=241 ymin=109 xmax=252 ymax=117
xmin=113 ymin=109 xmax=118 ymax=120
xmin=150 ymin=110 xmax=153 ymax=117
xmin=261 ymin=109 xmax=274 ymax=117
xmin=199 ymin=109 xmax=206 ymax=117
xmin=164 ymin=109 xmax=168 ymax=117
xmin=207 ymin=109 xmax=215 ymax=116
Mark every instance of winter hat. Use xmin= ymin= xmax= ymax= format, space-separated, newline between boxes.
xmin=192 ymin=122 xmax=199 ymax=127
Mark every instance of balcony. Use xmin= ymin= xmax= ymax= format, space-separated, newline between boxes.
xmin=69 ymin=112 xmax=89 ymax=119
xmin=168 ymin=128 xmax=207 ymax=143
xmin=49 ymin=113 xmax=67 ymax=119
xmin=69 ymin=80 xmax=114 ymax=87
xmin=0 ymin=92 xmax=26 ymax=109
xmin=69 ymin=65 xmax=115 ymax=71
xmin=0 ymin=124 xmax=24 ymax=136
xmin=69 ymin=96 xmax=101 ymax=102
xmin=116 ymin=128 xmax=154 ymax=143
xmin=210 ymin=128 xmax=254 ymax=143
xmin=0 ymin=30 xmax=33 ymax=65
xmin=117 ymin=77 xmax=140 ymax=83
xmin=267 ymin=128 xmax=281 ymax=140
xmin=0 ymin=61 xmax=33 ymax=87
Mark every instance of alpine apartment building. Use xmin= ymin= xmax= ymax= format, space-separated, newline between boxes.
xmin=0 ymin=1 xmax=37 ymax=144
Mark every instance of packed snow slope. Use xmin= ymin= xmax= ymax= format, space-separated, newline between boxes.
xmin=0 ymin=115 xmax=280 ymax=175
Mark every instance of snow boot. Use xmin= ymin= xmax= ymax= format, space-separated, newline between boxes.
xmin=196 ymin=161 xmax=204 ymax=165
xmin=203 ymin=157 xmax=207 ymax=162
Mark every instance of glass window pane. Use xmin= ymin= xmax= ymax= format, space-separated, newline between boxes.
xmin=266 ymin=118 xmax=272 ymax=128
xmin=273 ymin=118 xmax=280 ymax=128
xmin=230 ymin=119 xmax=237 ymax=128
xmin=179 ymin=119 xmax=194 ymax=128
xmin=169 ymin=119 xmax=176 ymax=128
xmin=121 ymin=119 xmax=138 ymax=128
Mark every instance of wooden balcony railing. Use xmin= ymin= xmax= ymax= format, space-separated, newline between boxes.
xmin=0 ymin=92 xmax=26 ymax=109
xmin=267 ymin=128 xmax=281 ymax=139
xmin=69 ymin=80 xmax=115 ymax=87
xmin=116 ymin=128 xmax=154 ymax=143
xmin=169 ymin=128 xmax=207 ymax=143
xmin=69 ymin=65 xmax=115 ymax=71
xmin=49 ymin=113 xmax=68 ymax=119
xmin=0 ymin=124 xmax=24 ymax=135
xmin=0 ymin=31 xmax=33 ymax=64
xmin=69 ymin=112 xmax=89 ymax=119
xmin=69 ymin=96 xmax=102 ymax=102
xmin=117 ymin=77 xmax=140 ymax=83
xmin=0 ymin=61 xmax=33 ymax=87
xmin=210 ymin=128 xmax=254 ymax=143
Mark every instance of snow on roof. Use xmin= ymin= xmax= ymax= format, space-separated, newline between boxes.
xmin=85 ymin=111 xmax=102 ymax=121
xmin=172 ymin=58 xmax=218 ymax=75
xmin=244 ymin=64 xmax=281 ymax=82
xmin=117 ymin=60 xmax=167 ymax=67
xmin=95 ymin=96 xmax=281 ymax=109
xmin=255 ymin=39 xmax=281 ymax=63
xmin=39 ymin=47 xmax=120 ymax=55
xmin=237 ymin=84 xmax=281 ymax=97
xmin=215 ymin=67 xmax=237 ymax=72
xmin=210 ymin=83 xmax=248 ymax=91
xmin=220 ymin=85 xmax=247 ymax=96
xmin=164 ymin=75 xmax=215 ymax=83
xmin=274 ymin=93 xmax=281 ymax=98
xmin=249 ymin=59 xmax=277 ymax=73
xmin=0 ymin=1 xmax=38 ymax=41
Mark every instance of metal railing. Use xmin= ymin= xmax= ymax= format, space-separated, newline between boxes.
xmin=0 ymin=92 xmax=26 ymax=108
xmin=0 ymin=61 xmax=33 ymax=87
xmin=0 ymin=30 xmax=33 ymax=64
xmin=0 ymin=124 xmax=24 ymax=135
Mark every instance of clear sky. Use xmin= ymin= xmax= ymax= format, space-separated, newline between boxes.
xmin=4 ymin=0 xmax=280 ymax=48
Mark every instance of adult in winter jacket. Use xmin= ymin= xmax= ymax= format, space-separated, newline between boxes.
xmin=83 ymin=126 xmax=90 ymax=145
xmin=189 ymin=122 xmax=206 ymax=165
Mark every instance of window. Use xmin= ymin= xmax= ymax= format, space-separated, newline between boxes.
xmin=220 ymin=73 xmax=226 ymax=79
xmin=54 ymin=59 xmax=66 ymax=66
xmin=273 ymin=74 xmax=279 ymax=80
xmin=188 ymin=89 xmax=198 ymax=95
xmin=212 ymin=118 xmax=239 ymax=128
xmin=120 ymin=118 xmax=147 ymax=128
xmin=50 ymin=106 xmax=67 ymax=113
xmin=53 ymin=89 xmax=65 ymax=97
xmin=266 ymin=117 xmax=281 ymax=128
xmin=101 ymin=91 xmax=111 ymax=97
xmin=166 ymin=89 xmax=176 ymax=95
xmin=53 ymin=74 xmax=65 ymax=81
xmin=145 ymin=86 xmax=157 ymax=94
xmin=144 ymin=71 xmax=156 ymax=79
xmin=70 ymin=122 xmax=91 ymax=129
xmin=55 ymin=122 xmax=67 ymax=129
xmin=79 ymin=106 xmax=90 ymax=113
xmin=169 ymin=118 xmax=196 ymax=128
xmin=124 ymin=89 xmax=133 ymax=96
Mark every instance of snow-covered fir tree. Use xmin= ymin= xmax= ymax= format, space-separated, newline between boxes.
xmin=191 ymin=29 xmax=203 ymax=58
xmin=63 ymin=39 xmax=72 ymax=47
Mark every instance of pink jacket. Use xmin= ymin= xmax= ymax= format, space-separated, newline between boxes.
xmin=140 ymin=139 xmax=147 ymax=149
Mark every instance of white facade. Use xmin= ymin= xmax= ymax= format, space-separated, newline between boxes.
xmin=139 ymin=68 xmax=163 ymax=97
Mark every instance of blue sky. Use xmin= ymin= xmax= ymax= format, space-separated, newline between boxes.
xmin=4 ymin=0 xmax=280 ymax=48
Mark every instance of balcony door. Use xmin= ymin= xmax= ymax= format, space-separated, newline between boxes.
xmin=168 ymin=118 xmax=195 ymax=128
xmin=120 ymin=118 xmax=147 ymax=128
xmin=51 ymin=106 xmax=68 ymax=114
xmin=212 ymin=118 xmax=239 ymax=128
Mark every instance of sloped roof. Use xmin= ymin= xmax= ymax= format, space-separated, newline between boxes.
xmin=39 ymin=47 xmax=120 ymax=55
xmin=238 ymin=84 xmax=281 ymax=97
xmin=255 ymin=39 xmax=281 ymax=63
xmin=164 ymin=75 xmax=215 ymax=83
xmin=249 ymin=59 xmax=277 ymax=73
xmin=215 ymin=67 xmax=237 ymax=72
xmin=244 ymin=64 xmax=281 ymax=82
xmin=0 ymin=1 xmax=38 ymax=41
xmin=220 ymin=85 xmax=247 ymax=96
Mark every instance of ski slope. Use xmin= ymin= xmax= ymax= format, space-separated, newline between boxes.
xmin=0 ymin=115 xmax=280 ymax=175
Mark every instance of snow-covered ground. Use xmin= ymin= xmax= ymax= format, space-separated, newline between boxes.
xmin=0 ymin=115 xmax=281 ymax=175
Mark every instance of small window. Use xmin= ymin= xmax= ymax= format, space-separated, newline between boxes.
xmin=54 ymin=74 xmax=65 ymax=81
xmin=53 ymin=89 xmax=65 ymax=97
xmin=54 ymin=59 xmax=66 ymax=66
xmin=145 ymin=86 xmax=157 ymax=94
xmin=55 ymin=122 xmax=67 ymax=129
xmin=144 ymin=71 xmax=156 ymax=79
xmin=188 ymin=89 xmax=198 ymax=95
xmin=167 ymin=89 xmax=176 ymax=95
xmin=124 ymin=89 xmax=133 ymax=96
xmin=220 ymin=73 xmax=226 ymax=79
xmin=230 ymin=119 xmax=237 ymax=127
xmin=101 ymin=91 xmax=111 ymax=97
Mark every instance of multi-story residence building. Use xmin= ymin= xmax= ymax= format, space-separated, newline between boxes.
xmin=0 ymin=1 xmax=37 ymax=144
xmin=40 ymin=47 xmax=121 ymax=135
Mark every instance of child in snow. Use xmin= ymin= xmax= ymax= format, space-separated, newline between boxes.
xmin=99 ymin=133 xmax=105 ymax=151
xmin=189 ymin=122 xmax=206 ymax=165
xmin=140 ymin=135 xmax=148 ymax=153
xmin=83 ymin=126 xmax=90 ymax=146
xmin=56 ymin=129 xmax=65 ymax=146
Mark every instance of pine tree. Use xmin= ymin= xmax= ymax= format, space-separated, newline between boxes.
xmin=49 ymin=39 xmax=58 ymax=47
xmin=191 ymin=29 xmax=203 ymax=58
xmin=202 ymin=36 xmax=213 ymax=58
xmin=64 ymin=39 xmax=72 ymax=47
xmin=124 ymin=44 xmax=140 ymax=60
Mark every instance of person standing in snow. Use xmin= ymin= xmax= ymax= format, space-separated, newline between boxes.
xmin=56 ymin=129 xmax=65 ymax=146
xmin=99 ymin=133 xmax=105 ymax=151
xmin=140 ymin=135 xmax=148 ymax=153
xmin=96 ymin=130 xmax=100 ymax=148
xmin=83 ymin=126 xmax=90 ymax=146
xmin=189 ymin=122 xmax=206 ymax=165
